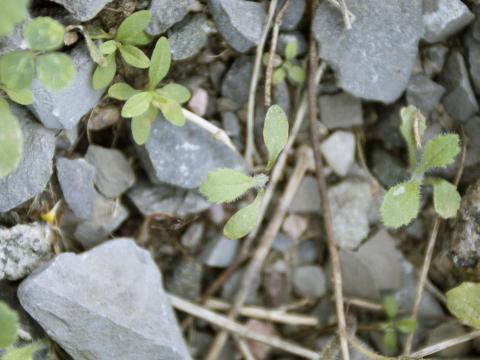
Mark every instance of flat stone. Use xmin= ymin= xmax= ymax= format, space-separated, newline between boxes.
xmin=292 ymin=265 xmax=326 ymax=299
xmin=200 ymin=234 xmax=239 ymax=268
xmin=146 ymin=0 xmax=196 ymax=35
xmin=438 ymin=51 xmax=479 ymax=122
xmin=1 ymin=223 xmax=53 ymax=281
xmin=221 ymin=56 xmax=253 ymax=107
xmin=423 ymin=44 xmax=449 ymax=77
xmin=168 ymin=14 xmax=210 ymax=61
xmin=319 ymin=93 xmax=363 ymax=129
xmin=422 ymin=0 xmax=474 ymax=44
xmin=312 ymin=0 xmax=424 ymax=103
xmin=222 ymin=112 xmax=241 ymax=137
xmin=138 ymin=115 xmax=246 ymax=189
xmin=321 ymin=131 xmax=355 ymax=176
xmin=29 ymin=44 xmax=103 ymax=130
xmin=209 ymin=0 xmax=266 ymax=53
xmin=289 ymin=176 xmax=321 ymax=213
xmin=339 ymin=250 xmax=380 ymax=300
xmin=85 ymin=145 xmax=135 ymax=199
xmin=18 ymin=239 xmax=192 ymax=359
xmin=49 ymin=0 xmax=113 ymax=21
xmin=406 ymin=74 xmax=445 ymax=115
xmin=279 ymin=0 xmax=306 ymax=31
xmin=0 ymin=104 xmax=55 ymax=213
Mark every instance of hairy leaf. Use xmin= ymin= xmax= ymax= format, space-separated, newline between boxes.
xmin=380 ymin=180 xmax=421 ymax=228
xmin=3 ymin=344 xmax=38 ymax=360
xmin=149 ymin=37 xmax=171 ymax=89
xmin=108 ymin=82 xmax=139 ymax=100
xmin=431 ymin=178 xmax=461 ymax=219
xmin=287 ymin=65 xmax=305 ymax=83
xmin=0 ymin=99 xmax=23 ymax=178
xmin=156 ymin=84 xmax=191 ymax=104
xmin=400 ymin=106 xmax=426 ymax=169
xmin=118 ymin=45 xmax=150 ymax=68
xmin=263 ymin=104 xmax=289 ymax=170
xmin=0 ymin=300 xmax=19 ymax=348
xmin=0 ymin=0 xmax=30 ymax=37
xmin=224 ymin=190 xmax=265 ymax=240
xmin=395 ymin=318 xmax=417 ymax=334
xmin=446 ymin=282 xmax=480 ymax=329
xmin=131 ymin=107 xmax=157 ymax=145
xmin=383 ymin=296 xmax=398 ymax=319
xmin=36 ymin=52 xmax=74 ymax=90
xmin=4 ymin=87 xmax=33 ymax=105
xmin=115 ymin=10 xmax=151 ymax=43
xmin=0 ymin=51 xmax=35 ymax=90
xmin=121 ymin=91 xmax=152 ymax=118
xmin=418 ymin=133 xmax=460 ymax=173
xmin=155 ymin=96 xmax=184 ymax=126
xmin=92 ymin=53 xmax=116 ymax=90
xmin=285 ymin=41 xmax=297 ymax=61
xmin=99 ymin=40 xmax=117 ymax=55
xmin=24 ymin=17 xmax=64 ymax=51
xmin=272 ymin=67 xmax=286 ymax=85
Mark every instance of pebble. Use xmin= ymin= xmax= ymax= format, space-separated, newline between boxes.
xmin=319 ymin=93 xmax=363 ymax=129
xmin=406 ymin=74 xmax=445 ymax=115
xmin=146 ymin=0 xmax=196 ymax=35
xmin=279 ymin=0 xmax=306 ymax=31
xmin=48 ymin=0 xmax=113 ymax=21
xmin=167 ymin=258 xmax=202 ymax=301
xmin=289 ymin=176 xmax=321 ymax=213
xmin=200 ymin=234 xmax=239 ymax=268
xmin=339 ymin=249 xmax=380 ymax=300
xmin=292 ymin=265 xmax=326 ymax=299
xmin=221 ymin=56 xmax=254 ymax=108
xmin=188 ymin=87 xmax=209 ymax=116
xmin=423 ymin=44 xmax=449 ymax=77
xmin=320 ymin=131 xmax=355 ymax=176
xmin=168 ymin=14 xmax=210 ymax=61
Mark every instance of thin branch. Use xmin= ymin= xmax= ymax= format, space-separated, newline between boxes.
xmin=344 ymin=297 xmax=384 ymax=313
xmin=245 ymin=0 xmax=279 ymax=167
xmin=308 ymin=3 xmax=349 ymax=359
xmin=233 ymin=336 xmax=257 ymax=360
xmin=410 ymin=329 xmax=480 ymax=358
xmin=168 ymin=293 xmax=320 ymax=359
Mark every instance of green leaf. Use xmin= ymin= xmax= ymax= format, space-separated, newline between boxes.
xmin=36 ymin=52 xmax=74 ymax=90
xmin=108 ymin=82 xmax=140 ymax=100
xmin=263 ymin=104 xmax=289 ymax=171
xmin=3 ymin=343 xmax=38 ymax=360
xmin=287 ymin=65 xmax=305 ymax=83
xmin=155 ymin=96 xmax=185 ymax=126
xmin=224 ymin=190 xmax=265 ymax=240
xmin=383 ymin=296 xmax=398 ymax=319
xmin=400 ymin=106 xmax=426 ymax=169
xmin=199 ymin=168 xmax=267 ymax=203
xmin=0 ymin=99 xmax=23 ymax=178
xmin=0 ymin=0 xmax=30 ymax=37
xmin=431 ymin=178 xmax=461 ymax=219
xmin=125 ymin=31 xmax=152 ymax=46
xmin=418 ymin=133 xmax=460 ymax=173
xmin=92 ymin=53 xmax=116 ymax=90
xmin=83 ymin=31 xmax=107 ymax=66
xmin=4 ymin=87 xmax=33 ymax=105
xmin=99 ymin=40 xmax=117 ymax=55
xmin=121 ymin=91 xmax=152 ymax=118
xmin=0 ymin=51 xmax=35 ymax=90
xmin=156 ymin=84 xmax=191 ymax=104
xmin=380 ymin=180 xmax=421 ymax=228
xmin=24 ymin=17 xmax=65 ymax=51
xmin=149 ymin=37 xmax=171 ymax=89
xmin=88 ymin=25 xmax=111 ymax=40
xmin=395 ymin=318 xmax=417 ymax=334
xmin=382 ymin=331 xmax=397 ymax=352
xmin=446 ymin=282 xmax=480 ymax=329
xmin=118 ymin=44 xmax=150 ymax=68
xmin=284 ymin=41 xmax=297 ymax=61
xmin=272 ymin=67 xmax=286 ymax=85
xmin=115 ymin=10 xmax=152 ymax=43
xmin=0 ymin=300 xmax=19 ymax=348
xmin=131 ymin=107 xmax=157 ymax=145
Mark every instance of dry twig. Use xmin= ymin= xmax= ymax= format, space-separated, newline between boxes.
xmin=410 ymin=329 xmax=480 ymax=358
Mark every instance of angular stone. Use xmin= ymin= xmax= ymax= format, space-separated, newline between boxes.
xmin=221 ymin=56 xmax=253 ymax=107
xmin=406 ymin=74 xmax=445 ymax=115
xmin=438 ymin=51 xmax=479 ymax=122
xmin=465 ymin=26 xmax=480 ymax=96
xmin=18 ymin=239 xmax=192 ymax=359
xmin=289 ymin=176 xmax=321 ymax=213
xmin=168 ymin=14 xmax=210 ymax=61
xmin=222 ymin=111 xmax=241 ymax=137
xmin=292 ymin=265 xmax=326 ymax=299
xmin=209 ymin=0 xmax=266 ymax=53
xmin=279 ymin=0 xmax=306 ymax=31
xmin=312 ymin=0 xmax=423 ymax=103
xmin=423 ymin=44 xmax=449 ymax=77
xmin=146 ymin=0 xmax=195 ymax=35
xmin=0 ymin=104 xmax=55 ymax=213
xmin=222 ymin=266 xmax=260 ymax=304
xmin=181 ymin=222 xmax=204 ymax=250
xmin=200 ymin=234 xmax=239 ymax=268
xmin=167 ymin=258 xmax=202 ymax=301
xmin=1 ymin=223 xmax=53 ymax=281
xmin=138 ymin=115 xmax=246 ymax=189
xmin=29 ymin=44 xmax=103 ymax=130
xmin=422 ymin=0 xmax=474 ymax=44
xmin=339 ymin=250 xmax=380 ymax=300
xmin=321 ymin=131 xmax=355 ymax=176
xmin=49 ymin=0 xmax=112 ymax=21
xmin=319 ymin=93 xmax=363 ymax=129
xmin=85 ymin=145 xmax=135 ymax=198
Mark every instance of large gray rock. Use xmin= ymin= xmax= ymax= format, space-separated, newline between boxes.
xmin=221 ymin=56 xmax=253 ymax=107
xmin=320 ymin=131 xmax=355 ymax=176
xmin=0 ymin=104 xmax=55 ymax=213
xmin=146 ymin=0 xmax=196 ymax=36
xmin=18 ymin=239 xmax=192 ymax=360
xmin=312 ymin=0 xmax=424 ymax=103
xmin=29 ymin=44 xmax=103 ymax=130
xmin=209 ymin=0 xmax=266 ymax=53
xmin=138 ymin=115 xmax=245 ymax=189
xmin=422 ymin=0 xmax=474 ymax=44
xmin=319 ymin=93 xmax=363 ymax=129
xmin=49 ymin=0 xmax=113 ymax=21
xmin=168 ymin=14 xmax=210 ymax=61
xmin=406 ymin=74 xmax=445 ymax=115
xmin=1 ymin=223 xmax=53 ymax=281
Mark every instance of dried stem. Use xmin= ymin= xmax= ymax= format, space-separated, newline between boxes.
xmin=308 ymin=3 xmax=349 ymax=359
xmin=233 ymin=336 xmax=256 ymax=360
xmin=344 ymin=297 xmax=384 ymax=313
xmin=410 ymin=329 xmax=480 ymax=358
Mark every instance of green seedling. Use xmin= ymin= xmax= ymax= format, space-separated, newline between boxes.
xmin=108 ymin=37 xmax=190 ymax=145
xmin=263 ymin=41 xmax=305 ymax=85
xmin=199 ymin=105 xmax=289 ymax=240
xmin=380 ymin=296 xmax=417 ymax=352
xmin=380 ymin=106 xmax=461 ymax=228
xmin=91 ymin=10 xmax=152 ymax=90
xmin=446 ymin=282 xmax=480 ymax=329
xmin=0 ymin=0 xmax=29 ymax=37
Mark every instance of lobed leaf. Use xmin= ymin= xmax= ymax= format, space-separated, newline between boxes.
xmin=0 ymin=0 xmax=30 ymax=37
xmin=418 ymin=133 xmax=460 ymax=173
xmin=121 ymin=91 xmax=152 ymax=118
xmin=400 ymin=106 xmax=426 ymax=169
xmin=4 ymin=87 xmax=33 ymax=105
xmin=92 ymin=53 xmax=116 ymax=90
xmin=263 ymin=104 xmax=289 ymax=171
xmin=224 ymin=190 xmax=265 ymax=240
xmin=156 ymin=83 xmax=191 ymax=104
xmin=155 ymin=96 xmax=185 ymax=126
xmin=118 ymin=45 xmax=150 ymax=68
xmin=284 ymin=41 xmax=297 ymax=61
xmin=36 ymin=52 xmax=74 ymax=90
xmin=108 ymin=82 xmax=140 ymax=100
xmin=24 ymin=17 xmax=65 ymax=51
xmin=0 ymin=300 xmax=19 ymax=348
xmin=115 ymin=10 xmax=151 ymax=43
xmin=149 ymin=37 xmax=171 ymax=89
xmin=131 ymin=107 xmax=157 ymax=145
xmin=0 ymin=99 xmax=23 ymax=178
xmin=380 ymin=180 xmax=421 ymax=228
xmin=431 ymin=178 xmax=461 ymax=219
xmin=99 ymin=40 xmax=117 ymax=55
xmin=446 ymin=282 xmax=480 ymax=329
xmin=0 ymin=51 xmax=35 ymax=90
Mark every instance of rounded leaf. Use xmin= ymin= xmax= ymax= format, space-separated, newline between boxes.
xmin=149 ymin=37 xmax=171 ymax=89
xmin=108 ymin=82 xmax=140 ymax=100
xmin=263 ymin=104 xmax=289 ymax=170
xmin=0 ymin=51 xmax=35 ymax=90
xmin=382 ymin=331 xmax=397 ymax=352
xmin=272 ymin=67 xmax=286 ymax=85
xmin=36 ymin=52 xmax=74 ymax=90
xmin=131 ymin=108 xmax=156 ymax=145
xmin=24 ymin=17 xmax=65 ymax=51
xmin=156 ymin=83 xmax=190 ymax=104
xmin=395 ymin=318 xmax=417 ymax=334
xmin=431 ymin=178 xmax=461 ymax=219
xmin=380 ymin=180 xmax=421 ymax=228
xmin=224 ymin=190 xmax=265 ymax=240
xmin=118 ymin=44 xmax=150 ymax=69
xmin=121 ymin=91 xmax=153 ymax=118
xmin=383 ymin=296 xmax=398 ymax=319
xmin=446 ymin=282 xmax=480 ymax=329
xmin=99 ymin=40 xmax=117 ymax=55
xmin=92 ymin=53 xmax=116 ymax=90
xmin=115 ymin=10 xmax=151 ymax=43
xmin=287 ymin=65 xmax=305 ymax=83
xmin=0 ymin=0 xmax=30 ymax=37
xmin=0 ymin=300 xmax=19 ymax=348
xmin=285 ymin=41 xmax=297 ymax=61
xmin=4 ymin=87 xmax=33 ymax=105
xmin=156 ymin=96 xmax=185 ymax=126
xmin=0 ymin=99 xmax=23 ymax=178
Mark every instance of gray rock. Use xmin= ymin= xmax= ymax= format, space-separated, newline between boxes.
xmin=465 ymin=27 xmax=480 ymax=96
xmin=292 ymin=265 xmax=326 ymax=299
xmin=277 ymin=32 xmax=308 ymax=57
xmin=18 ymin=239 xmax=192 ymax=360
xmin=279 ymin=0 xmax=306 ymax=31
xmin=56 ymin=158 xmax=96 ymax=219
xmin=289 ymin=176 xmax=321 ymax=213
xmin=371 ymin=147 xmax=407 ymax=188
xmin=423 ymin=44 xmax=449 ymax=77
xmin=373 ymin=104 xmax=405 ymax=151
xmin=465 ymin=116 xmax=480 ymax=168
xmin=85 ymin=145 xmax=135 ymax=198
xmin=438 ymin=51 xmax=479 ymax=122
xmin=168 ymin=258 xmax=202 ymax=301
xmin=200 ymin=234 xmax=239 ymax=268
xmin=427 ymin=321 xmax=470 ymax=357
xmin=328 ymin=180 xmax=372 ymax=249
xmin=321 ymin=131 xmax=355 ymax=176
xmin=49 ymin=0 xmax=112 ymax=21
xmin=138 ymin=115 xmax=246 ymax=189
xmin=1 ymin=223 xmax=53 ymax=281
xmin=0 ymin=104 xmax=55 ymax=213
xmin=406 ymin=74 xmax=445 ymax=115
xmin=168 ymin=14 xmax=210 ymax=61
xmin=339 ymin=250 xmax=380 ymax=300
xmin=319 ymin=93 xmax=363 ymax=129
xmin=209 ymin=0 xmax=266 ymax=53
xmin=272 ymin=233 xmax=296 ymax=253
xmin=222 ymin=266 xmax=260 ymax=304
xmin=181 ymin=222 xmax=204 ymax=250
xmin=29 ymin=44 xmax=103 ymax=130
xmin=296 ymin=239 xmax=319 ymax=264
xmin=312 ymin=0 xmax=424 ymax=103
xmin=146 ymin=0 xmax=195 ymax=35
xmin=221 ymin=56 xmax=253 ymax=107
xmin=422 ymin=0 xmax=474 ymax=43
xmin=222 ymin=112 xmax=241 ymax=137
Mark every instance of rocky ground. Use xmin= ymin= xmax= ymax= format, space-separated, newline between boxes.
xmin=1 ymin=0 xmax=480 ymax=359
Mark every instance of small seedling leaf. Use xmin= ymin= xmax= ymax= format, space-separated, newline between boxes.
xmin=156 ymin=84 xmax=191 ymax=104
xmin=263 ymin=104 xmax=289 ymax=171
xmin=121 ymin=91 xmax=152 ymax=118
xmin=446 ymin=282 xmax=480 ymax=329
xmin=0 ymin=51 xmax=35 ymax=90
xmin=99 ymin=40 xmax=117 ymax=55
xmin=36 ymin=52 xmax=74 ymax=90
xmin=285 ymin=41 xmax=297 ymax=61
xmin=4 ymin=87 xmax=33 ymax=105
xmin=115 ymin=10 xmax=151 ymax=43
xmin=0 ymin=98 xmax=23 ymax=178
xmin=380 ymin=180 xmax=421 ymax=228
xmin=382 ymin=331 xmax=397 ymax=352
xmin=156 ymin=96 xmax=185 ymax=126
xmin=125 ymin=31 xmax=152 ymax=46
xmin=108 ymin=82 xmax=140 ymax=100
xmin=149 ymin=37 xmax=171 ymax=89
xmin=0 ymin=300 xmax=19 ymax=348
xmin=224 ymin=190 xmax=265 ymax=240
xmin=93 ymin=53 xmax=116 ymax=90
xmin=0 ymin=0 xmax=30 ymax=37
xmin=118 ymin=45 xmax=150 ymax=69
xmin=272 ymin=67 xmax=286 ymax=85
xmin=131 ymin=107 xmax=157 ymax=145
xmin=24 ymin=17 xmax=65 ymax=51
xmin=418 ymin=133 xmax=460 ymax=173
xmin=431 ymin=178 xmax=461 ymax=219
xmin=3 ymin=343 xmax=38 ymax=360
xmin=395 ymin=318 xmax=417 ymax=334
xmin=383 ymin=296 xmax=398 ymax=319
xmin=400 ymin=106 xmax=426 ymax=170
xmin=287 ymin=65 xmax=305 ymax=83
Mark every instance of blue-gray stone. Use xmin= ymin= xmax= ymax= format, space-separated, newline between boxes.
xmin=146 ymin=0 xmax=196 ymax=36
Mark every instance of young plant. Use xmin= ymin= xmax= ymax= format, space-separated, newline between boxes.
xmin=446 ymin=282 xmax=480 ymax=329
xmin=108 ymin=37 xmax=190 ymax=145
xmin=263 ymin=41 xmax=305 ymax=85
xmin=380 ymin=106 xmax=461 ymax=228
xmin=199 ymin=105 xmax=289 ymax=240
xmin=91 ymin=10 xmax=152 ymax=90
xmin=0 ymin=0 xmax=29 ymax=37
